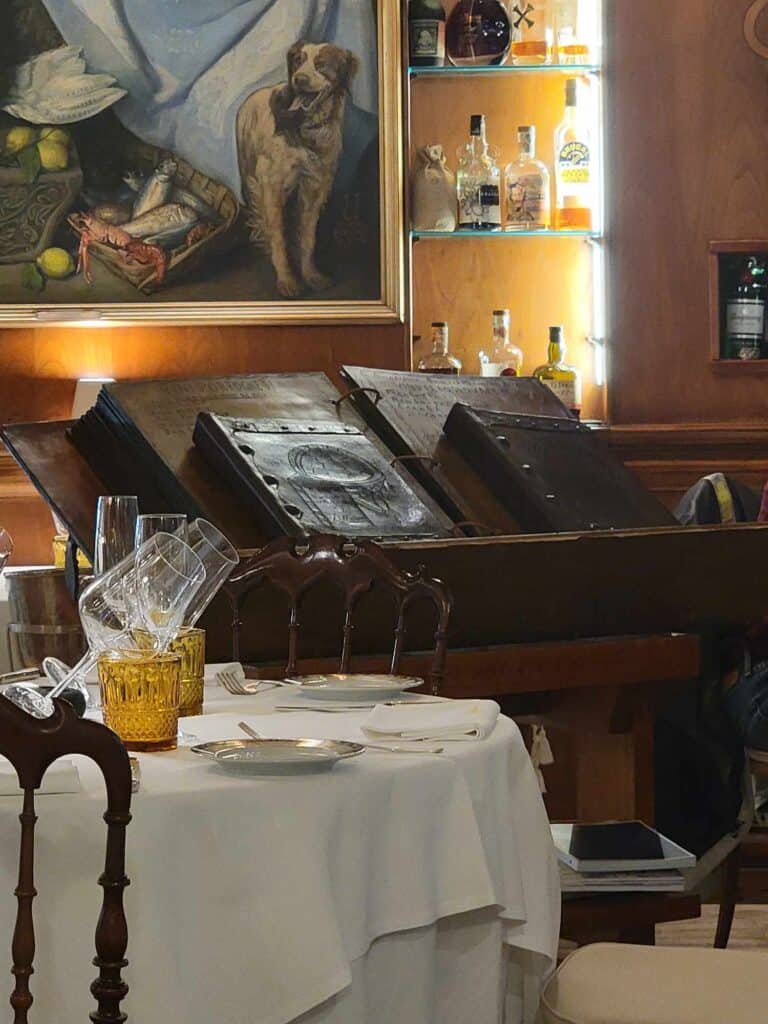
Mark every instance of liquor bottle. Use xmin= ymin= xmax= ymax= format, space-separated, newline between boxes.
xmin=479 ymin=309 xmax=524 ymax=376
xmin=532 ymin=326 xmax=582 ymax=416
xmin=417 ymin=322 xmax=463 ymax=374
xmin=409 ymin=0 xmax=446 ymax=68
xmin=554 ymin=78 xmax=593 ymax=230
xmin=504 ymin=125 xmax=551 ymax=231
xmin=554 ymin=0 xmax=590 ymax=64
xmin=446 ymin=0 xmax=511 ymax=67
xmin=725 ymin=257 xmax=767 ymax=360
xmin=456 ymin=114 xmax=502 ymax=230
xmin=509 ymin=0 xmax=554 ymax=65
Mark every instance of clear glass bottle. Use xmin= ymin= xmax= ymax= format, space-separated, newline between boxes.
xmin=456 ymin=114 xmax=502 ymax=231
xmin=554 ymin=0 xmax=590 ymax=64
xmin=446 ymin=0 xmax=511 ymax=67
xmin=509 ymin=0 xmax=554 ymax=65
xmin=504 ymin=125 xmax=551 ymax=231
xmin=725 ymin=257 xmax=767 ymax=360
xmin=417 ymin=322 xmax=463 ymax=374
xmin=554 ymin=77 xmax=593 ymax=230
xmin=409 ymin=0 xmax=446 ymax=68
xmin=532 ymin=326 xmax=582 ymax=416
xmin=479 ymin=309 xmax=524 ymax=376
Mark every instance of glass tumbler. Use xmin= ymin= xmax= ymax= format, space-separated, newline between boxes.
xmin=98 ymin=650 xmax=182 ymax=752
xmin=134 ymin=627 xmax=206 ymax=717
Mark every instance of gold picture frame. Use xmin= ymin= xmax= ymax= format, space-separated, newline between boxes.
xmin=0 ymin=0 xmax=404 ymax=326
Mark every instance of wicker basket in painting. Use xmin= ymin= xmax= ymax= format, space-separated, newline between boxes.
xmin=68 ymin=140 xmax=242 ymax=294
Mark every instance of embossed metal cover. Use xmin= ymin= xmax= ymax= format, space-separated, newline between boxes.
xmin=193 ymin=412 xmax=449 ymax=539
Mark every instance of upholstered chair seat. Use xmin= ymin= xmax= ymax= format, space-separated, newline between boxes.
xmin=540 ymin=942 xmax=768 ymax=1024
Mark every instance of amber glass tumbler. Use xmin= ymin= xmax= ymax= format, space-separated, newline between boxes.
xmin=133 ymin=627 xmax=206 ymax=717
xmin=98 ymin=650 xmax=181 ymax=752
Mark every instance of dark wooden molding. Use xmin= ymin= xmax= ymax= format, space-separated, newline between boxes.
xmin=0 ymin=450 xmax=35 ymax=500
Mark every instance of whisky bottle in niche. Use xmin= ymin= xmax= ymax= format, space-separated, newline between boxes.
xmin=554 ymin=78 xmax=593 ymax=230
xmin=457 ymin=114 xmax=501 ymax=230
xmin=418 ymin=322 xmax=463 ymax=374
xmin=504 ymin=125 xmax=551 ymax=231
xmin=725 ymin=256 xmax=767 ymax=360
xmin=479 ymin=309 xmax=524 ymax=376
xmin=446 ymin=0 xmax=511 ymax=67
xmin=509 ymin=0 xmax=554 ymax=65
xmin=532 ymin=326 xmax=582 ymax=416
xmin=409 ymin=0 xmax=446 ymax=68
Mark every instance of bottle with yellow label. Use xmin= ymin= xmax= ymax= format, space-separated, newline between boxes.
xmin=554 ymin=78 xmax=592 ymax=230
xmin=532 ymin=326 xmax=582 ymax=417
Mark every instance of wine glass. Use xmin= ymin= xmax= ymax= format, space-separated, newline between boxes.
xmin=135 ymin=514 xmax=188 ymax=547
xmin=4 ymin=534 xmax=205 ymax=717
xmin=183 ymin=519 xmax=239 ymax=626
xmin=94 ymin=496 xmax=139 ymax=576
xmin=134 ymin=532 xmax=206 ymax=650
xmin=0 ymin=528 xmax=13 ymax=574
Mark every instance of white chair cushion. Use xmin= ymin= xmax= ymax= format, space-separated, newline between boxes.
xmin=540 ymin=942 xmax=768 ymax=1024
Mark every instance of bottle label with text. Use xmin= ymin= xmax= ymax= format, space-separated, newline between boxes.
xmin=726 ymin=298 xmax=765 ymax=339
xmin=558 ymin=141 xmax=590 ymax=183
xmin=410 ymin=19 xmax=445 ymax=58
xmin=506 ymin=173 xmax=547 ymax=228
xmin=543 ymin=378 xmax=581 ymax=413
xmin=459 ymin=184 xmax=501 ymax=226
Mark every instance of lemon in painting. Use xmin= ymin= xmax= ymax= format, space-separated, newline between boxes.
xmin=36 ymin=139 xmax=69 ymax=171
xmin=39 ymin=127 xmax=71 ymax=147
xmin=36 ymin=248 xmax=75 ymax=280
xmin=5 ymin=126 xmax=37 ymax=154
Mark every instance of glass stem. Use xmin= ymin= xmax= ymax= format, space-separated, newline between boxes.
xmin=48 ymin=650 xmax=97 ymax=699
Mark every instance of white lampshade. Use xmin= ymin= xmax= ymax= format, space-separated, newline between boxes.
xmin=71 ymin=377 xmax=115 ymax=420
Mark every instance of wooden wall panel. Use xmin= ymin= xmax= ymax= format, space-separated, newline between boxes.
xmin=607 ymin=0 xmax=768 ymax=427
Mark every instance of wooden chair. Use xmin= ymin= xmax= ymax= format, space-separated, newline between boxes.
xmin=0 ymin=693 xmax=132 ymax=1024
xmin=225 ymin=534 xmax=453 ymax=693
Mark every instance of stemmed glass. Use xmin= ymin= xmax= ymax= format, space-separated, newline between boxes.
xmin=4 ymin=534 xmax=205 ymax=718
xmin=94 ymin=496 xmax=139 ymax=576
xmin=135 ymin=514 xmax=188 ymax=547
xmin=134 ymin=532 xmax=206 ymax=650
xmin=183 ymin=519 xmax=239 ymax=625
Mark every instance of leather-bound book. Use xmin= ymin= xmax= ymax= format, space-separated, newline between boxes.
xmin=340 ymin=367 xmax=568 ymax=532
xmin=67 ymin=373 xmax=450 ymax=548
xmin=443 ymin=404 xmax=677 ymax=533
xmin=193 ymin=413 xmax=449 ymax=539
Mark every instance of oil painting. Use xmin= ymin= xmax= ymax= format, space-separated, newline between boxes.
xmin=0 ymin=0 xmax=403 ymax=324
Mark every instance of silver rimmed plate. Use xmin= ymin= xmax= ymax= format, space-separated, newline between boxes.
xmin=283 ymin=673 xmax=423 ymax=702
xmin=190 ymin=738 xmax=365 ymax=775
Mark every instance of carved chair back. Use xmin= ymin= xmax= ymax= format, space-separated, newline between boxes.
xmin=0 ymin=695 xmax=132 ymax=1024
xmin=225 ymin=535 xmax=453 ymax=693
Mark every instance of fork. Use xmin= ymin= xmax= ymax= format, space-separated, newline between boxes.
xmin=216 ymin=664 xmax=280 ymax=696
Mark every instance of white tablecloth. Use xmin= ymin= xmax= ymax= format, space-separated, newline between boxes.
xmin=0 ymin=682 xmax=560 ymax=1024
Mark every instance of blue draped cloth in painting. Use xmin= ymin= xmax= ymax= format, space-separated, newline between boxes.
xmin=40 ymin=0 xmax=378 ymax=197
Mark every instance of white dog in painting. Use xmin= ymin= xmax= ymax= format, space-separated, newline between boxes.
xmin=236 ymin=41 xmax=359 ymax=298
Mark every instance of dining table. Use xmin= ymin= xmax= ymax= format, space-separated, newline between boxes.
xmin=0 ymin=670 xmax=560 ymax=1024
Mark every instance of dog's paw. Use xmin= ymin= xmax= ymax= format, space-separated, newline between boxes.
xmin=276 ymin=273 xmax=303 ymax=298
xmin=304 ymin=268 xmax=333 ymax=293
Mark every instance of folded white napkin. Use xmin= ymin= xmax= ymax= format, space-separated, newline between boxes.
xmin=0 ymin=759 xmax=81 ymax=796
xmin=362 ymin=699 xmax=500 ymax=742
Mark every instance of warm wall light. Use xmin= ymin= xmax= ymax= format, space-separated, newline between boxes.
xmin=71 ymin=377 xmax=115 ymax=420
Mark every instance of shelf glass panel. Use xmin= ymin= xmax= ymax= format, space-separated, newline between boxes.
xmin=409 ymin=63 xmax=601 ymax=78
xmin=411 ymin=229 xmax=601 ymax=240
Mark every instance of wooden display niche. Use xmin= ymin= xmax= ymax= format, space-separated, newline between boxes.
xmin=709 ymin=240 xmax=768 ymax=369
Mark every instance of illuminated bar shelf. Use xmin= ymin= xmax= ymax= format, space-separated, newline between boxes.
xmin=411 ymin=229 xmax=602 ymax=240
xmin=409 ymin=63 xmax=601 ymax=78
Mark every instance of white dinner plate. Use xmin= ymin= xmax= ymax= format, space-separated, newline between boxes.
xmin=283 ymin=673 xmax=423 ymax=702
xmin=191 ymin=738 xmax=365 ymax=775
